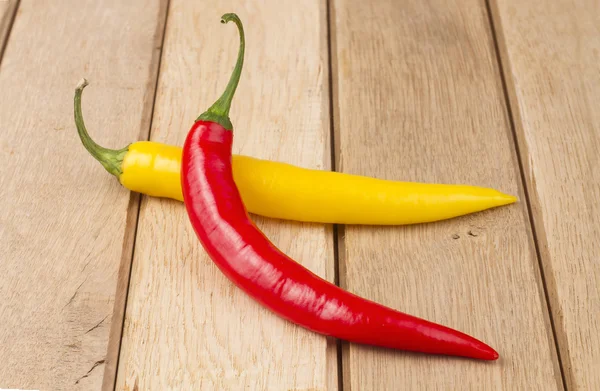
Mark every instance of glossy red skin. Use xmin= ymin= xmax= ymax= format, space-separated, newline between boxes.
xmin=181 ymin=120 xmax=499 ymax=361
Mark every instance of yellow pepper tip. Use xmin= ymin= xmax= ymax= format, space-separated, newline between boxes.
xmin=496 ymin=192 xmax=518 ymax=205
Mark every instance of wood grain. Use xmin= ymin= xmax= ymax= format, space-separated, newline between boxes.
xmin=115 ymin=1 xmax=335 ymax=390
xmin=331 ymin=0 xmax=562 ymax=389
xmin=0 ymin=0 xmax=18 ymax=59
xmin=490 ymin=1 xmax=600 ymax=389
xmin=0 ymin=1 xmax=165 ymax=389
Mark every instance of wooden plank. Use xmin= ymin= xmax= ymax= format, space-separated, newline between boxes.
xmin=115 ymin=1 xmax=335 ymax=390
xmin=0 ymin=0 xmax=18 ymax=59
xmin=331 ymin=0 xmax=563 ymax=389
xmin=490 ymin=0 xmax=600 ymax=389
xmin=0 ymin=1 xmax=165 ymax=389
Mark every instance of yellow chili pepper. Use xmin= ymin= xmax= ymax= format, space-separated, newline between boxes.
xmin=75 ymin=80 xmax=516 ymax=225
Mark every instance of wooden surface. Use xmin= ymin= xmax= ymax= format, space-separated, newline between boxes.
xmin=0 ymin=0 xmax=164 ymax=389
xmin=0 ymin=0 xmax=598 ymax=389
xmin=115 ymin=1 xmax=335 ymax=390
xmin=491 ymin=0 xmax=600 ymax=389
xmin=332 ymin=0 xmax=561 ymax=389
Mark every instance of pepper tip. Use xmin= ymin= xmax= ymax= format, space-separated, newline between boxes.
xmin=477 ymin=344 xmax=499 ymax=361
xmin=496 ymin=192 xmax=518 ymax=206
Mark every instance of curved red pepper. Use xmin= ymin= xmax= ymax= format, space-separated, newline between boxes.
xmin=181 ymin=13 xmax=499 ymax=361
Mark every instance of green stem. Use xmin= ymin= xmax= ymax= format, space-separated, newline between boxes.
xmin=74 ymin=78 xmax=128 ymax=177
xmin=196 ymin=13 xmax=245 ymax=130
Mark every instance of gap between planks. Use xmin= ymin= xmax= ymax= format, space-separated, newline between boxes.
xmin=0 ymin=0 xmax=20 ymax=62
xmin=102 ymin=1 xmax=171 ymax=390
xmin=325 ymin=0 xmax=345 ymax=389
xmin=484 ymin=1 xmax=568 ymax=389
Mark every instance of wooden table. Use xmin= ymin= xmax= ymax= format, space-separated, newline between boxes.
xmin=1 ymin=1 xmax=598 ymax=390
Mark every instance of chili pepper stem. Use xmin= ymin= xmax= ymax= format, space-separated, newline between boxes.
xmin=74 ymin=78 xmax=128 ymax=177
xmin=196 ymin=13 xmax=245 ymax=130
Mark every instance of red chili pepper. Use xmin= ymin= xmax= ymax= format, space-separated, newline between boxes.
xmin=181 ymin=13 xmax=499 ymax=361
